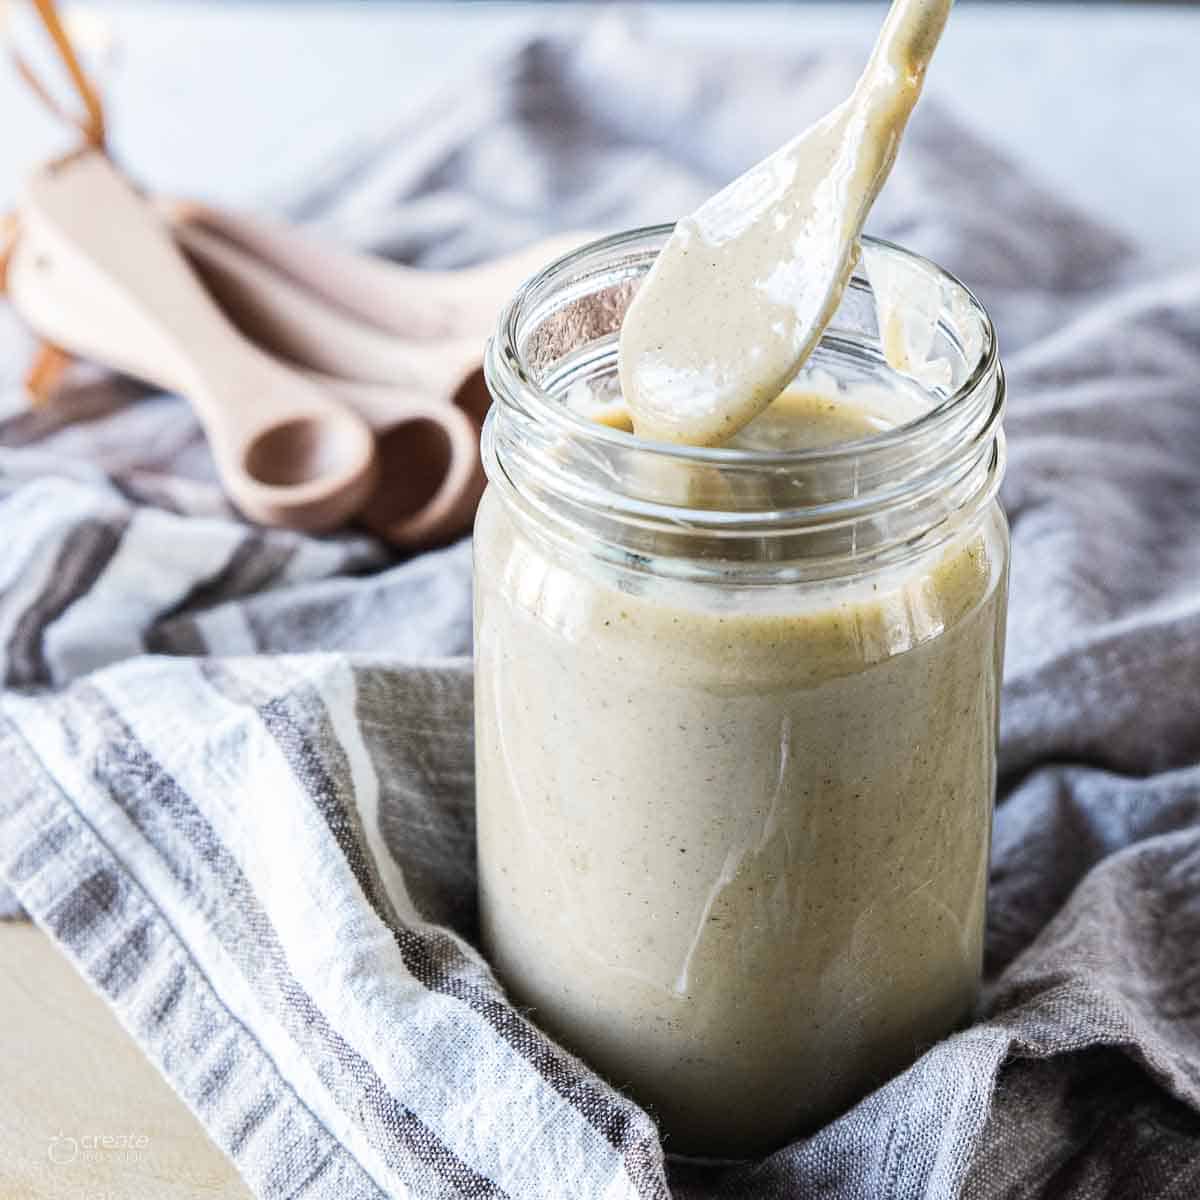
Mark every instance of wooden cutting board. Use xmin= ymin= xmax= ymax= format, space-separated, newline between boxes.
xmin=0 ymin=922 xmax=251 ymax=1199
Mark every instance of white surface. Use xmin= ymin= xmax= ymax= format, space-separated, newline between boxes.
xmin=1 ymin=3 xmax=1199 ymax=262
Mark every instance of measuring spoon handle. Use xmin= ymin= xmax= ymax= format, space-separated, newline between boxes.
xmin=19 ymin=152 xmax=250 ymax=406
xmin=177 ymin=222 xmax=481 ymax=393
xmin=164 ymin=198 xmax=597 ymax=341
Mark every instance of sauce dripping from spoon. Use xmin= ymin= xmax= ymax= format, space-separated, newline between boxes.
xmin=618 ymin=0 xmax=953 ymax=447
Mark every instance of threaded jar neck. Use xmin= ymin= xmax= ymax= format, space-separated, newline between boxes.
xmin=484 ymin=226 xmax=1004 ymax=585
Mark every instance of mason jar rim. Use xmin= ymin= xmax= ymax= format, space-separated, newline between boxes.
xmin=488 ymin=224 xmax=998 ymax=469
xmin=481 ymin=224 xmax=1005 ymax=583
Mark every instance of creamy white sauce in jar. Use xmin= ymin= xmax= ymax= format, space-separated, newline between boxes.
xmin=475 ymin=230 xmax=1008 ymax=1156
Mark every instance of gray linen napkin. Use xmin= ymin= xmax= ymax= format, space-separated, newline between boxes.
xmin=3 ymin=19 xmax=1200 ymax=1200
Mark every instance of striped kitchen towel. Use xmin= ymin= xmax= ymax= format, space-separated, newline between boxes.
xmin=3 ymin=19 xmax=1200 ymax=1200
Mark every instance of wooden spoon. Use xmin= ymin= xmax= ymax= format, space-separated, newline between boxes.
xmin=165 ymin=215 xmax=600 ymax=547
xmin=171 ymin=222 xmax=489 ymax=546
xmin=619 ymin=0 xmax=952 ymax=445
xmin=318 ymin=376 xmax=482 ymax=549
xmin=6 ymin=150 xmax=377 ymax=532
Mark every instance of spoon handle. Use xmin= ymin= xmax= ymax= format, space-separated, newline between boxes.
xmin=16 ymin=152 xmax=248 ymax=405
xmin=863 ymin=0 xmax=952 ymax=89
xmin=163 ymin=198 xmax=596 ymax=341
xmin=176 ymin=221 xmax=481 ymax=394
xmin=163 ymin=198 xmax=463 ymax=339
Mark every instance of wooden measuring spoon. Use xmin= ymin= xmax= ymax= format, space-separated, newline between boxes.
xmin=162 ymin=198 xmax=596 ymax=344
xmin=171 ymin=223 xmax=488 ymax=547
xmin=11 ymin=221 xmax=481 ymax=546
xmin=6 ymin=150 xmax=377 ymax=532
xmin=323 ymin=377 xmax=482 ymax=548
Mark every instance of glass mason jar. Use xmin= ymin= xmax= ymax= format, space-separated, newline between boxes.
xmin=475 ymin=227 xmax=1008 ymax=1158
